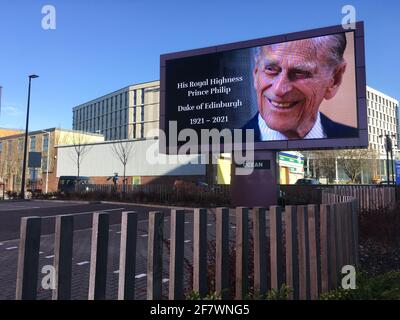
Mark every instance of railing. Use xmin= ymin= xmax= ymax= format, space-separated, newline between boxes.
xmin=281 ymin=184 xmax=397 ymax=211
xmin=322 ymin=185 xmax=396 ymax=211
xmin=67 ymin=183 xmax=231 ymax=206
xmin=15 ymin=200 xmax=358 ymax=300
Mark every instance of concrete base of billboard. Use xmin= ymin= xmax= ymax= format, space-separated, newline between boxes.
xmin=231 ymin=151 xmax=279 ymax=208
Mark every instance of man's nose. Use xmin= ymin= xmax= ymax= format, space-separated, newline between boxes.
xmin=271 ymin=73 xmax=292 ymax=97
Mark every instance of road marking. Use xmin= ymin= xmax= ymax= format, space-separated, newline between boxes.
xmin=45 ymin=255 xmax=55 ymax=259
xmin=162 ymin=279 xmax=169 ymax=283
xmin=113 ymin=270 xmax=120 ymax=274
xmin=135 ymin=273 xmax=146 ymax=279
xmin=39 ymin=252 xmax=44 ymax=254
xmin=140 ymin=234 xmax=148 ymax=238
xmin=5 ymin=246 xmax=18 ymax=250
xmin=0 ymin=243 xmax=3 ymax=246
xmin=116 ymin=231 xmax=121 ymax=234
xmin=231 ymin=226 xmax=236 ymax=229
xmin=77 ymin=261 xmax=90 ymax=266
xmin=184 ymin=240 xmax=191 ymax=243
xmin=207 ymin=224 xmax=212 ymax=226
xmin=184 ymin=221 xmax=190 ymax=224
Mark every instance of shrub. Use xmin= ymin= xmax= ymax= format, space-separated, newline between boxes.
xmin=185 ymin=284 xmax=292 ymax=300
xmin=320 ymin=270 xmax=400 ymax=300
xmin=359 ymin=202 xmax=400 ymax=252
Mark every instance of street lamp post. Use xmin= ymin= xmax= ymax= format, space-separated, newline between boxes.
xmin=379 ymin=133 xmax=396 ymax=186
xmin=20 ymin=74 xmax=39 ymax=199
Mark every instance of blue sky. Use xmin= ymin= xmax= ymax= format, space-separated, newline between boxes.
xmin=0 ymin=0 xmax=399 ymax=130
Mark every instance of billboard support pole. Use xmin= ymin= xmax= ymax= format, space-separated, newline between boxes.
xmin=231 ymin=150 xmax=279 ymax=208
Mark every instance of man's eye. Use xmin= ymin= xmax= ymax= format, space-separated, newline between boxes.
xmin=293 ymin=71 xmax=312 ymax=79
xmin=264 ymin=66 xmax=279 ymax=75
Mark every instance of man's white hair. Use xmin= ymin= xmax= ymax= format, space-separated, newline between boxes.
xmin=254 ymin=33 xmax=347 ymax=69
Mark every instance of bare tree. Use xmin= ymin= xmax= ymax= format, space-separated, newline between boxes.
xmin=305 ymin=147 xmax=379 ymax=184
xmin=336 ymin=148 xmax=378 ymax=183
xmin=308 ymin=150 xmax=337 ymax=183
xmin=64 ymin=132 xmax=93 ymax=185
xmin=111 ymin=137 xmax=135 ymax=194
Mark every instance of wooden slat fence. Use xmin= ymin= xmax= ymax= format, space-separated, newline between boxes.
xmin=15 ymin=200 xmax=358 ymax=300
xmin=321 ymin=185 xmax=395 ymax=211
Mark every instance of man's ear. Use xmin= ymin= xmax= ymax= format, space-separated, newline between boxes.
xmin=324 ymin=61 xmax=347 ymax=100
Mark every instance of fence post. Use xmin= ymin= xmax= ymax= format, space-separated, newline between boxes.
xmin=297 ymin=205 xmax=310 ymax=300
xmin=270 ymin=206 xmax=284 ymax=291
xmin=215 ymin=207 xmax=230 ymax=299
xmin=319 ymin=204 xmax=331 ymax=294
xmin=16 ymin=217 xmax=42 ymax=300
xmin=118 ymin=211 xmax=138 ymax=300
xmin=307 ymin=205 xmax=321 ymax=300
xmin=147 ymin=211 xmax=164 ymax=300
xmin=52 ymin=215 xmax=74 ymax=300
xmin=169 ymin=210 xmax=185 ymax=300
xmin=351 ymin=199 xmax=359 ymax=267
xmin=235 ymin=207 xmax=249 ymax=300
xmin=252 ymin=207 xmax=267 ymax=296
xmin=342 ymin=203 xmax=350 ymax=266
xmin=335 ymin=203 xmax=344 ymax=281
xmin=88 ymin=212 xmax=110 ymax=300
xmin=329 ymin=203 xmax=338 ymax=289
xmin=193 ymin=208 xmax=208 ymax=297
xmin=285 ymin=206 xmax=298 ymax=300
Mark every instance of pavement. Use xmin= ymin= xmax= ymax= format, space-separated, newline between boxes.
xmin=0 ymin=199 xmax=239 ymax=300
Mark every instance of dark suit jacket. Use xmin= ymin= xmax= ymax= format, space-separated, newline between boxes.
xmin=242 ymin=112 xmax=358 ymax=141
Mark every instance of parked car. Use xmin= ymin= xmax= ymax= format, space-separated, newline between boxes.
xmin=295 ymin=178 xmax=320 ymax=185
xmin=379 ymin=181 xmax=397 ymax=185
xmin=58 ymin=176 xmax=91 ymax=193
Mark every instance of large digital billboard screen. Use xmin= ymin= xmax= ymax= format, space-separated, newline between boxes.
xmin=160 ymin=22 xmax=367 ymax=152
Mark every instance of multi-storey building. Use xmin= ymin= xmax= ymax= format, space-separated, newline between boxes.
xmin=72 ymin=81 xmax=159 ymax=141
xmin=366 ymin=86 xmax=399 ymax=154
xmin=0 ymin=128 xmax=104 ymax=193
xmin=366 ymin=86 xmax=399 ymax=180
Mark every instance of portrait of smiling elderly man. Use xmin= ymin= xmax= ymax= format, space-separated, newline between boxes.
xmin=243 ymin=33 xmax=358 ymax=141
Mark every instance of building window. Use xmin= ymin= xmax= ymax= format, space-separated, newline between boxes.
xmin=8 ymin=140 xmax=13 ymax=156
xmin=30 ymin=136 xmax=36 ymax=151
xmin=42 ymin=156 xmax=48 ymax=171
xmin=134 ymin=90 xmax=137 ymax=106
xmin=17 ymin=139 xmax=23 ymax=156
xmin=42 ymin=135 xmax=49 ymax=152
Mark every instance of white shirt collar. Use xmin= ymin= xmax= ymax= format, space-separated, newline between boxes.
xmin=258 ymin=112 xmax=326 ymax=141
